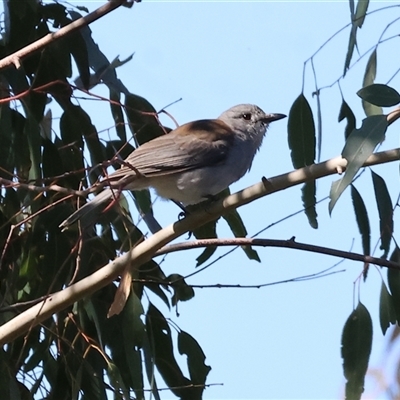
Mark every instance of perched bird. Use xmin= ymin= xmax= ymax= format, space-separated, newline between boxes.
xmin=60 ymin=104 xmax=286 ymax=229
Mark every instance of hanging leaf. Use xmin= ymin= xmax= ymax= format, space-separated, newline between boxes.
xmin=371 ymin=170 xmax=393 ymax=258
xmin=178 ymin=330 xmax=211 ymax=398
xmin=109 ymin=89 xmax=126 ymax=142
xmin=168 ymin=274 xmax=195 ymax=306
xmin=361 ymin=50 xmax=382 ymax=116
xmin=357 ymin=84 xmax=400 ymax=107
xmin=387 ymin=248 xmax=400 ymax=324
xmin=354 ymin=0 xmax=369 ymax=28
xmin=222 ymin=209 xmax=260 ymax=261
xmin=145 ymin=304 xmax=194 ymax=399
xmin=287 ymin=94 xmax=316 ymax=169
xmin=288 ymin=94 xmax=317 ymax=227
xmin=125 ymin=93 xmax=165 ymax=145
xmin=329 ymin=115 xmax=388 ymax=214
xmin=341 ymin=302 xmax=373 ymax=400
xmin=343 ymin=24 xmax=358 ymax=76
xmin=350 ymin=185 xmax=370 ymax=257
xmin=302 ymin=181 xmax=318 ymax=229
xmin=379 ymin=281 xmax=396 ymax=335
xmin=338 ymin=99 xmax=356 ymax=140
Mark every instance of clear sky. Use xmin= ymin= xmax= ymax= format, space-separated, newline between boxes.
xmin=70 ymin=1 xmax=400 ymax=399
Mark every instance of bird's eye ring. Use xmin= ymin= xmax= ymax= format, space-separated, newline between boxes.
xmin=242 ymin=113 xmax=251 ymax=120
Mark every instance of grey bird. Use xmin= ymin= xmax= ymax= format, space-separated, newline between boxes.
xmin=60 ymin=104 xmax=286 ymax=229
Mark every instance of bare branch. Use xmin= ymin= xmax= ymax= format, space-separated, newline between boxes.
xmin=0 ymin=0 xmax=127 ymax=71
xmin=155 ymin=237 xmax=400 ymax=270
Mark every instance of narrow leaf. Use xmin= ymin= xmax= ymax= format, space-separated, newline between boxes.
xmin=341 ymin=302 xmax=373 ymax=400
xmin=354 ymin=0 xmax=369 ymax=28
xmin=146 ymin=304 xmax=193 ymax=399
xmin=371 ymin=170 xmax=393 ymax=258
xmin=379 ymin=281 xmax=396 ymax=335
xmin=178 ymin=331 xmax=211 ymax=398
xmin=343 ymin=24 xmax=357 ymax=76
xmin=301 ymin=181 xmax=318 ymax=229
xmin=222 ymin=209 xmax=260 ymax=261
xmin=287 ymin=93 xmax=316 ymax=169
xmin=387 ymin=248 xmax=400 ymax=324
xmin=350 ymin=185 xmax=370 ymax=257
xmin=361 ymin=50 xmax=382 ymax=116
xmin=110 ymin=89 xmax=126 ymax=142
xmin=349 ymin=0 xmax=355 ymax=16
xmin=357 ymin=83 xmax=400 ymax=107
xmin=329 ymin=115 xmax=388 ymax=214
xmin=338 ymin=99 xmax=356 ymax=140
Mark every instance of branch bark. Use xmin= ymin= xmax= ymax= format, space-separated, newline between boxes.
xmin=0 ymin=0 xmax=126 ymax=71
xmin=0 ymin=146 xmax=398 ymax=344
xmin=155 ymin=237 xmax=400 ymax=270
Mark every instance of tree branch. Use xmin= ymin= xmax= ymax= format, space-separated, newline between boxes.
xmin=0 ymin=146 xmax=398 ymax=344
xmin=0 ymin=0 xmax=127 ymax=71
xmin=155 ymin=237 xmax=400 ymax=270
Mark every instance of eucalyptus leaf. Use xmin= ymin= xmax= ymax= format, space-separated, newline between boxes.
xmin=357 ymin=83 xmax=400 ymax=107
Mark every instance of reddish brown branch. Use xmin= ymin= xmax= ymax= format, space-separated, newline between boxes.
xmin=155 ymin=237 xmax=400 ymax=270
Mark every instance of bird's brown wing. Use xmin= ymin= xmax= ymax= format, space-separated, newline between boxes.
xmin=108 ymin=119 xmax=235 ymax=180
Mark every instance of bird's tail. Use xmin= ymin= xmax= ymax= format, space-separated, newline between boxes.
xmin=59 ymin=189 xmax=114 ymax=230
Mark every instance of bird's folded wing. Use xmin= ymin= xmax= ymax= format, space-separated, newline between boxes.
xmin=108 ymin=119 xmax=235 ymax=180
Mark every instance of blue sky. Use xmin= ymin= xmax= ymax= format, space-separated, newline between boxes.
xmin=70 ymin=1 xmax=400 ymax=399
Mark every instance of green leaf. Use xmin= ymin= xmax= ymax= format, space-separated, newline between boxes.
xmin=106 ymin=363 xmax=127 ymax=400
xmin=68 ymin=31 xmax=90 ymax=90
xmin=83 ymin=298 xmax=105 ymax=349
xmin=379 ymin=280 xmax=396 ymax=335
xmin=301 ymin=181 xmax=318 ymax=229
xmin=141 ymin=335 xmax=161 ymax=400
xmin=122 ymin=291 xmax=145 ymax=348
xmin=338 ymin=99 xmax=356 ymax=140
xmin=42 ymin=139 xmax=65 ymax=179
xmin=138 ymin=261 xmax=170 ymax=309
xmin=178 ymin=331 xmax=211 ymax=397
xmin=371 ymin=170 xmax=393 ymax=258
xmin=146 ymin=304 xmax=193 ymax=399
xmin=110 ymin=89 xmax=126 ymax=142
xmin=22 ymin=105 xmax=42 ymax=182
xmin=354 ymin=0 xmax=369 ymax=28
xmin=361 ymin=50 xmax=382 ymax=116
xmin=387 ymin=248 xmax=400 ymax=323
xmin=329 ymin=115 xmax=388 ymax=214
xmin=222 ymin=209 xmax=260 ymax=262
xmin=0 ymin=104 xmax=14 ymax=179
xmin=349 ymin=0 xmax=355 ymax=16
xmin=343 ymin=24 xmax=357 ymax=76
xmin=124 ymin=93 xmax=165 ymax=145
xmin=189 ymin=210 xmax=219 ymax=266
xmin=287 ymin=93 xmax=316 ymax=169
xmin=350 ymin=185 xmax=370 ymax=257
xmin=341 ymin=302 xmax=372 ymax=400
xmin=357 ymin=83 xmax=400 ymax=107
xmin=168 ymin=274 xmax=195 ymax=306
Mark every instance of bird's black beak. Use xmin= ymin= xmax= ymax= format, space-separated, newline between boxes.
xmin=262 ymin=113 xmax=287 ymax=123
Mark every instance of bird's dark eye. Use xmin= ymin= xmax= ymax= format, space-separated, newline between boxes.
xmin=242 ymin=113 xmax=252 ymax=120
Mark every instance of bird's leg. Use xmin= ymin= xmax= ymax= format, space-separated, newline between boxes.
xmin=170 ymin=199 xmax=189 ymax=219
xmin=169 ymin=200 xmax=193 ymax=239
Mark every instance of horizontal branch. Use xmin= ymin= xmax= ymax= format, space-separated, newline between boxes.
xmin=0 ymin=0 xmax=126 ymax=71
xmin=155 ymin=237 xmax=400 ymax=270
xmin=0 ymin=146 xmax=398 ymax=344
